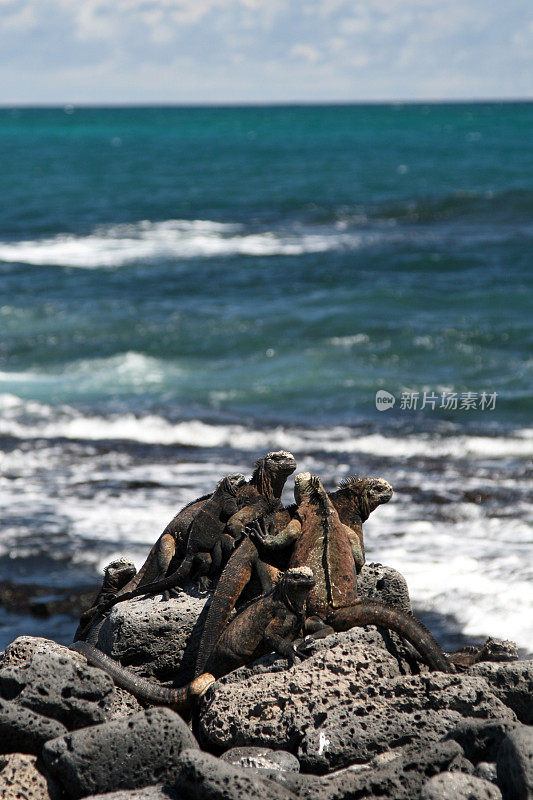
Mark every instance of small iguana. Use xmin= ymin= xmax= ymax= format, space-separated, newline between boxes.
xmin=448 ymin=637 xmax=519 ymax=671
xmin=74 ymin=558 xmax=137 ymax=642
xmin=71 ymin=567 xmax=316 ymax=712
xmin=194 ymin=473 xmax=391 ymax=674
xmin=99 ymin=473 xmax=247 ymax=608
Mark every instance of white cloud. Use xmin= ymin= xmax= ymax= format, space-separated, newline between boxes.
xmin=0 ymin=0 xmax=531 ymax=102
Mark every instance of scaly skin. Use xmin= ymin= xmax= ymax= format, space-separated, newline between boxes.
xmin=224 ymin=451 xmax=297 ymax=537
xmin=99 ymin=473 xmax=247 ymax=609
xmin=448 ymin=637 xmax=519 ymax=670
xmin=194 ymin=474 xmax=390 ymax=675
xmin=329 ymin=476 xmax=393 ymax=571
xmin=194 ymin=534 xmax=279 ymax=675
xmin=71 ymin=567 xmax=316 ymax=713
xmin=113 ymin=491 xmax=213 ymax=598
xmin=74 ymin=559 xmax=137 ymax=642
xmin=256 ymin=473 xmax=454 ymax=673
xmin=71 ymin=641 xmax=215 ymax=712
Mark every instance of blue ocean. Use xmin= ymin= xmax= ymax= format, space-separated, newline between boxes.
xmin=0 ymin=103 xmax=531 ymax=652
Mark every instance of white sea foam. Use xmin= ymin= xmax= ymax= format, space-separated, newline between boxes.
xmin=0 ymin=219 xmax=371 ymax=268
xmin=1 ymin=393 xmax=532 ymax=461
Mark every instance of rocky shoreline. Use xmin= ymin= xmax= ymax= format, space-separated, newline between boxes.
xmin=0 ymin=564 xmax=531 ymax=799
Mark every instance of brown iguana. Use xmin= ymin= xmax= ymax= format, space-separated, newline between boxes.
xmin=71 ymin=566 xmax=317 ymax=713
xmin=98 ymin=473 xmax=247 ymax=610
xmin=194 ymin=473 xmax=392 ymax=675
xmin=329 ymin=475 xmax=393 ymax=569
xmin=448 ymin=637 xmax=519 ymax=671
xmin=73 ymin=558 xmax=137 ymax=642
xmin=241 ymin=473 xmax=454 ymax=672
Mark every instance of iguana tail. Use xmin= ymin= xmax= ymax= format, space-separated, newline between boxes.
xmin=327 ymin=600 xmax=455 ymax=673
xmin=71 ymin=641 xmax=215 ymax=712
xmin=194 ymin=536 xmax=257 ymax=676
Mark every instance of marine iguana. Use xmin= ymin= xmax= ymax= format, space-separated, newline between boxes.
xmin=71 ymin=567 xmax=316 ymax=713
xmin=329 ymin=475 xmax=393 ymax=570
xmin=73 ymin=558 xmax=137 ymax=642
xmin=94 ymin=451 xmax=296 ymax=613
xmin=109 ymin=491 xmax=214 ymax=601
xmin=99 ymin=473 xmax=247 ymax=608
xmin=194 ymin=473 xmax=391 ymax=675
xmin=448 ymin=637 xmax=519 ymax=670
xmin=247 ymin=473 xmax=454 ymax=672
xmin=224 ymin=450 xmax=297 ymax=536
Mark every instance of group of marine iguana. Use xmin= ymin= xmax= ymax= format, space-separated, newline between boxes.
xmin=72 ymin=450 xmax=518 ymax=714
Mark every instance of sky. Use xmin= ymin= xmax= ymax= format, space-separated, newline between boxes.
xmin=1 ymin=0 xmax=532 ymax=104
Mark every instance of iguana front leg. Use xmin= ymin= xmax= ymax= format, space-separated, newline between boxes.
xmin=225 ymin=504 xmax=266 ymax=537
xmin=249 ymin=517 xmax=302 ymax=550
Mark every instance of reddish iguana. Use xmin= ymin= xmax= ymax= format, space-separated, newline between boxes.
xmin=260 ymin=473 xmax=453 ymax=670
xmin=71 ymin=566 xmax=316 ymax=713
xmin=216 ymin=473 xmax=454 ymax=673
xmin=194 ymin=473 xmax=392 ymax=675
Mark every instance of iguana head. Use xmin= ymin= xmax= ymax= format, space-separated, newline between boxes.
xmin=293 ymin=472 xmax=327 ymax=505
xmin=479 ymin=637 xmax=519 ymax=662
xmin=218 ymin=473 xmax=247 ymax=495
xmin=253 ymin=450 xmax=297 ymax=499
xmin=278 ymin=566 xmax=316 ymax=609
xmin=337 ymin=475 xmax=393 ymax=521
xmin=103 ymin=559 xmax=137 ymax=592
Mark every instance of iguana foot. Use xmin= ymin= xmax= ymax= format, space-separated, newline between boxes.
xmin=197 ymin=576 xmax=212 ymax=594
xmin=160 ymin=590 xmax=178 ymax=601
xmin=291 ymin=635 xmax=316 ymax=661
xmin=245 ymin=518 xmax=276 ymax=547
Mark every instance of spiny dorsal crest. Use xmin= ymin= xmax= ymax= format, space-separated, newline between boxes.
xmin=219 ymin=473 xmax=245 ymax=495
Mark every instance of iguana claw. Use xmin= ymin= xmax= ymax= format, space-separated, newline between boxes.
xmin=291 ymin=635 xmax=315 ymax=660
xmin=246 ymin=518 xmax=275 ymax=546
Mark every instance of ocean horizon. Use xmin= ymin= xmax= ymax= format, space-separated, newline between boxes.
xmin=0 ymin=102 xmax=531 ymax=652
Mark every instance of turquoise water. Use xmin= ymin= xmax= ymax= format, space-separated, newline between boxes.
xmin=0 ymin=103 xmax=531 ymax=650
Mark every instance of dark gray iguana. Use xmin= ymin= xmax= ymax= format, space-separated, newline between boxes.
xmin=108 ymin=491 xmax=214 ymax=601
xmin=99 ymin=472 xmax=247 ymax=609
xmin=225 ymin=450 xmax=297 ymax=536
xmin=115 ymin=449 xmax=295 ymax=601
xmin=194 ymin=473 xmax=393 ymax=675
xmin=71 ymin=566 xmax=317 ymax=713
xmin=74 ymin=558 xmax=137 ymax=642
